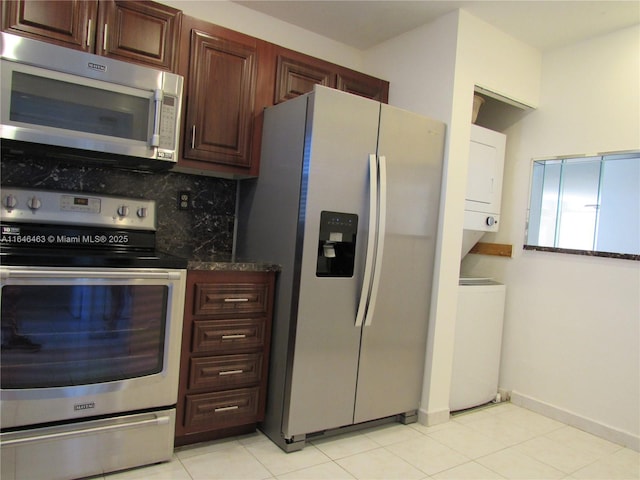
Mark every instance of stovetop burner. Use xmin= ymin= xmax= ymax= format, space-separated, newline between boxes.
xmin=0 ymin=187 xmax=186 ymax=269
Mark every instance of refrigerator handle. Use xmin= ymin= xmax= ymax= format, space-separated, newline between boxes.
xmin=364 ymin=155 xmax=387 ymax=327
xmin=355 ymin=154 xmax=379 ymax=327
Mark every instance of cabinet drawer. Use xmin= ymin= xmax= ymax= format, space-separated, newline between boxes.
xmin=194 ymin=282 xmax=270 ymax=317
xmin=184 ymin=387 xmax=260 ymax=429
xmin=189 ymin=353 xmax=263 ymax=390
xmin=192 ymin=318 xmax=265 ymax=353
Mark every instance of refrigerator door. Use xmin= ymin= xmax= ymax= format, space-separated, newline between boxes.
xmin=282 ymin=87 xmax=381 ymax=438
xmin=353 ymin=104 xmax=445 ymax=423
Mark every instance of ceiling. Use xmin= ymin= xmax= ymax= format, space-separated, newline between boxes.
xmin=233 ymin=1 xmax=640 ymax=51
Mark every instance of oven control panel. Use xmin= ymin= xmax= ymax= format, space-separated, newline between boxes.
xmin=0 ymin=188 xmax=156 ymax=230
xmin=60 ymin=194 xmax=102 ymax=214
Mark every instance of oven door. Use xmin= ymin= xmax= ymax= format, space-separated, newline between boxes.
xmin=0 ymin=266 xmax=186 ymax=429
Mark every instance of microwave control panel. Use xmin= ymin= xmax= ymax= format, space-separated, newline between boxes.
xmin=158 ymin=95 xmax=178 ymax=153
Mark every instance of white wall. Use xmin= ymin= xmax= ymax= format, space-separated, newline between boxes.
xmin=365 ymin=10 xmax=542 ymax=426
xmin=163 ymin=0 xmax=364 ymax=70
xmin=462 ymin=24 xmax=640 ymax=449
xmin=364 ymin=11 xmax=461 ymax=426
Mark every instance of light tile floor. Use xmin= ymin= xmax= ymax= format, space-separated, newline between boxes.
xmin=100 ymin=403 xmax=639 ymax=480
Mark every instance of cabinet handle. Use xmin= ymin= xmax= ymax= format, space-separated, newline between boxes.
xmin=103 ymin=24 xmax=108 ymax=51
xmin=191 ymin=125 xmax=196 ymax=149
xmin=224 ymin=298 xmax=249 ymax=303
xmin=214 ymin=405 xmax=239 ymax=413
xmin=86 ymin=19 xmax=92 ymax=47
xmin=219 ymin=369 xmax=243 ymax=376
xmin=221 ymin=334 xmax=246 ymax=340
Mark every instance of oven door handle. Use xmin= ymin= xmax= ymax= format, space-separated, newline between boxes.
xmin=1 ymin=269 xmax=183 ymax=280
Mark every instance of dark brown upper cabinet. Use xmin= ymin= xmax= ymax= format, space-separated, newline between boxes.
xmin=1 ymin=0 xmax=97 ymax=51
xmin=272 ymin=45 xmax=389 ymax=105
xmin=96 ymin=1 xmax=181 ymax=71
xmin=275 ymin=53 xmax=334 ymax=104
xmin=175 ymin=16 xmax=259 ymax=178
xmin=336 ymin=70 xmax=389 ymax=103
xmin=1 ymin=0 xmax=182 ymax=71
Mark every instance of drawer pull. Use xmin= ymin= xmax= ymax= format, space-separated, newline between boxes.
xmin=224 ymin=298 xmax=250 ymax=303
xmin=214 ymin=405 xmax=239 ymax=413
xmin=222 ymin=334 xmax=246 ymax=340
xmin=219 ymin=369 xmax=244 ymax=376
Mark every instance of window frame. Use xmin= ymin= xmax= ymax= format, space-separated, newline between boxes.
xmin=524 ymin=150 xmax=640 ymax=261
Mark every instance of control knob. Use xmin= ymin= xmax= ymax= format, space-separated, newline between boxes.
xmin=136 ymin=207 xmax=148 ymax=218
xmin=27 ymin=196 xmax=42 ymax=211
xmin=486 ymin=216 xmax=497 ymax=227
xmin=117 ymin=205 xmax=130 ymax=217
xmin=3 ymin=194 xmax=18 ymax=210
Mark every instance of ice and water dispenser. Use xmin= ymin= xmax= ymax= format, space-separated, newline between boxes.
xmin=316 ymin=211 xmax=358 ymax=277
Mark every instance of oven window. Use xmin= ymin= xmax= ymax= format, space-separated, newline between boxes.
xmin=10 ymin=71 xmax=150 ymax=141
xmin=1 ymin=284 xmax=168 ymax=389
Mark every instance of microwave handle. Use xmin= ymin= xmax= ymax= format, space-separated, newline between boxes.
xmin=150 ymin=89 xmax=162 ymax=148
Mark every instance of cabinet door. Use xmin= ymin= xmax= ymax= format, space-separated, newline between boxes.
xmin=274 ymin=53 xmax=335 ymax=104
xmin=272 ymin=47 xmax=389 ymax=105
xmin=1 ymin=0 xmax=97 ymax=51
xmin=96 ymin=0 xmax=181 ymax=71
xmin=336 ymin=70 xmax=389 ymax=103
xmin=180 ymin=21 xmax=257 ymax=172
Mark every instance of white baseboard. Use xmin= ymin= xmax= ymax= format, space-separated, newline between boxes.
xmin=510 ymin=391 xmax=639 ymax=452
xmin=418 ymin=407 xmax=450 ymax=427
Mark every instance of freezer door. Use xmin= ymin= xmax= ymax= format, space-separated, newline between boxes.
xmin=282 ymin=87 xmax=381 ymax=438
xmin=353 ymin=104 xmax=445 ymax=423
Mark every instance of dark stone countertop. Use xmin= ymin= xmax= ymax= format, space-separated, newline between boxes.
xmin=523 ymin=245 xmax=639 ymax=261
xmin=187 ymin=255 xmax=281 ymax=273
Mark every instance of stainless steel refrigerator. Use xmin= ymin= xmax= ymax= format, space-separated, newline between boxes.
xmin=237 ymin=86 xmax=444 ymax=452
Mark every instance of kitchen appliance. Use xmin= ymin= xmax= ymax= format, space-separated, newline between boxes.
xmin=461 ymin=124 xmax=506 ymax=257
xmin=0 ymin=32 xmax=183 ymax=171
xmin=450 ymin=278 xmax=506 ymax=412
xmin=0 ymin=187 xmax=186 ymax=480
xmin=237 ymin=86 xmax=444 ymax=452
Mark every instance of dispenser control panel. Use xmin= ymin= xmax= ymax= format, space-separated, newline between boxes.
xmin=316 ymin=210 xmax=358 ymax=277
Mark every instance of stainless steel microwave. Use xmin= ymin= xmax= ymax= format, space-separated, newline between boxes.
xmin=0 ymin=32 xmax=183 ymax=171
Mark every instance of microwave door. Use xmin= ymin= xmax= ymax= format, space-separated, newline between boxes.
xmin=0 ymin=61 xmax=158 ymax=159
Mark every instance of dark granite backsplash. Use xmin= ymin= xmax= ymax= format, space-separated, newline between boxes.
xmin=0 ymin=155 xmax=237 ymax=260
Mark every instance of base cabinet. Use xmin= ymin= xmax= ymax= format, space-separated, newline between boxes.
xmin=175 ymin=270 xmax=275 ymax=446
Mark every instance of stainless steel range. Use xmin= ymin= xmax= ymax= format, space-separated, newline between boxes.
xmin=0 ymin=187 xmax=186 ymax=480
